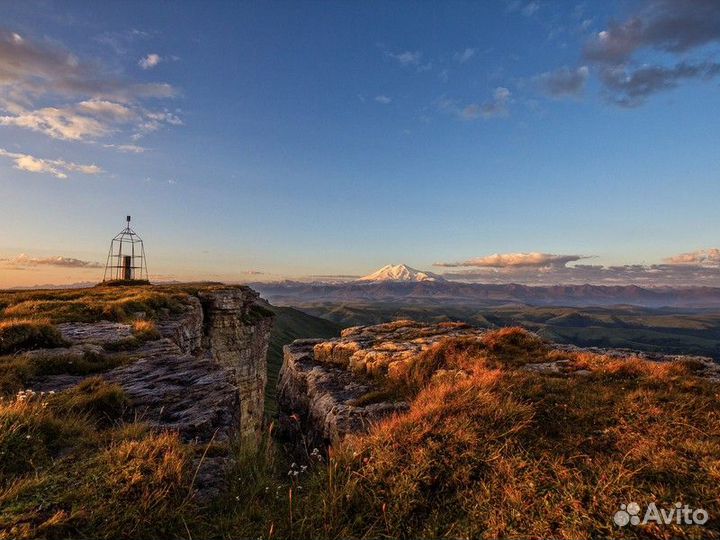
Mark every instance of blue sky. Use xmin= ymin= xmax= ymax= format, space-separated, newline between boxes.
xmin=1 ymin=0 xmax=719 ymax=287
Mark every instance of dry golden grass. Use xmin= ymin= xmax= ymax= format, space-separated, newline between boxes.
xmin=0 ymin=285 xmax=193 ymax=324
xmin=50 ymin=377 xmax=130 ymax=426
xmin=0 ymin=282 xmax=254 ymax=328
xmin=319 ymin=330 xmax=720 ymax=539
xmin=0 ymin=386 xmax=199 ymax=540
xmin=0 ymin=319 xmax=66 ymax=355
xmin=2 ymin=304 xmax=718 ymax=539
xmin=0 ymin=390 xmax=92 ymax=480
xmin=389 ymin=326 xmax=548 ymax=397
xmin=0 ymin=283 xmax=250 ymax=539
xmin=211 ymin=328 xmax=720 ymax=540
xmin=131 ymin=319 xmax=161 ymax=341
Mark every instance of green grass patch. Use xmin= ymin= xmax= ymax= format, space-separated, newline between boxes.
xmin=50 ymin=377 xmax=130 ymax=426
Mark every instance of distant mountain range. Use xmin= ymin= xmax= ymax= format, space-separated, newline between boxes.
xmin=253 ymin=264 xmax=720 ymax=309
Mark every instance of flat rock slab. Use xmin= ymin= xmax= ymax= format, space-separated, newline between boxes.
xmin=106 ymin=354 xmax=239 ymax=443
xmin=314 ymin=320 xmax=482 ymax=377
xmin=31 ymin=374 xmax=85 ymax=393
xmin=57 ymin=321 xmax=133 ymax=346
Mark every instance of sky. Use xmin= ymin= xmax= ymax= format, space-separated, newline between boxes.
xmin=1 ymin=0 xmax=719 ymax=288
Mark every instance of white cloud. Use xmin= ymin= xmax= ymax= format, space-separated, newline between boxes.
xmin=436 ymin=252 xmax=586 ymax=268
xmin=374 ymin=95 xmax=392 ymax=104
xmin=435 ymin=247 xmax=720 ymax=286
xmin=138 ymin=53 xmax=162 ymax=69
xmin=77 ymin=99 xmax=138 ymax=121
xmin=522 ymin=2 xmax=540 ymax=16
xmin=0 ymin=99 xmax=180 ymax=143
xmin=665 ymin=248 xmax=720 ymax=267
xmin=506 ymin=1 xmax=540 ymax=17
xmin=536 ymin=66 xmax=589 ymax=98
xmin=454 ymin=48 xmax=476 ymax=64
xmin=0 ymin=30 xmax=180 ymax=145
xmin=0 ymin=148 xmax=103 ymax=179
xmin=0 ymin=30 xmax=176 ymax=101
xmin=386 ymin=50 xmax=422 ymax=66
xmin=1 ymin=253 xmax=102 ymax=268
xmin=457 ymin=87 xmax=511 ymax=120
xmin=103 ymin=143 xmax=145 ymax=153
xmin=0 ymin=106 xmax=108 ymax=140
xmin=580 ymin=0 xmax=720 ymax=105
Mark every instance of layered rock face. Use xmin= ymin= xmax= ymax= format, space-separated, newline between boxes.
xmin=198 ymin=288 xmax=274 ymax=437
xmin=278 ymin=337 xmax=409 ymax=448
xmin=278 ymin=320 xmax=720 ymax=448
xmin=25 ymin=285 xmax=272 ymax=499
xmin=33 ymin=285 xmax=272 ymax=443
xmin=277 ymin=321 xmax=477 ymax=447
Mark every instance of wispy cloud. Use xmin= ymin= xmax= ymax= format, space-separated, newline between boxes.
xmin=440 ymin=87 xmax=512 ymax=120
xmin=0 ymin=29 xmax=180 ymax=145
xmin=386 ymin=50 xmax=422 ymax=66
xmin=0 ymin=148 xmax=102 ymax=178
xmin=435 ymin=252 xmax=586 ymax=268
xmin=453 ymin=48 xmax=476 ymax=64
xmin=521 ymin=2 xmax=540 ymax=17
xmin=0 ymin=105 xmax=108 ymax=140
xmin=103 ymin=143 xmax=145 ymax=153
xmin=506 ymin=1 xmax=540 ymax=17
xmin=139 ymin=53 xmax=162 ymax=69
xmin=582 ymin=0 xmax=720 ymax=106
xmin=536 ymin=66 xmax=589 ymax=98
xmin=94 ymin=28 xmax=151 ymax=56
xmin=374 ymin=95 xmax=392 ymax=104
xmin=435 ymin=248 xmax=720 ymax=286
xmin=1 ymin=253 xmax=102 ymax=268
xmin=599 ymin=61 xmax=720 ymax=107
xmin=665 ymin=248 xmax=720 ymax=267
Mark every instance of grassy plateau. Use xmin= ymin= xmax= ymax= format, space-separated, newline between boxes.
xmin=0 ymin=286 xmax=718 ymax=539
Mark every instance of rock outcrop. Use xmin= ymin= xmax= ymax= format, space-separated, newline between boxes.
xmin=23 ymin=285 xmax=273 ymax=499
xmin=278 ymin=320 xmax=482 ymax=448
xmin=278 ymin=320 xmax=720 ymax=447
xmin=32 ymin=285 xmax=273 ymax=443
xmin=198 ymin=288 xmax=273 ymax=437
xmin=278 ymin=337 xmax=409 ymax=449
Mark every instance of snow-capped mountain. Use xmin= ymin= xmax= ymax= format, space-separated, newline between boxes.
xmin=358 ymin=264 xmax=446 ymax=282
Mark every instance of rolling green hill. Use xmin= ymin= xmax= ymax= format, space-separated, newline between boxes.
xmin=296 ymin=302 xmax=720 ymax=360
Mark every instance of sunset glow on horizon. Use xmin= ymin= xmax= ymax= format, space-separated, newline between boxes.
xmin=2 ymin=1 xmax=719 ymax=288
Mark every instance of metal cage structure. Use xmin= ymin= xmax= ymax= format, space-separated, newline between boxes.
xmin=103 ymin=216 xmax=149 ymax=282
